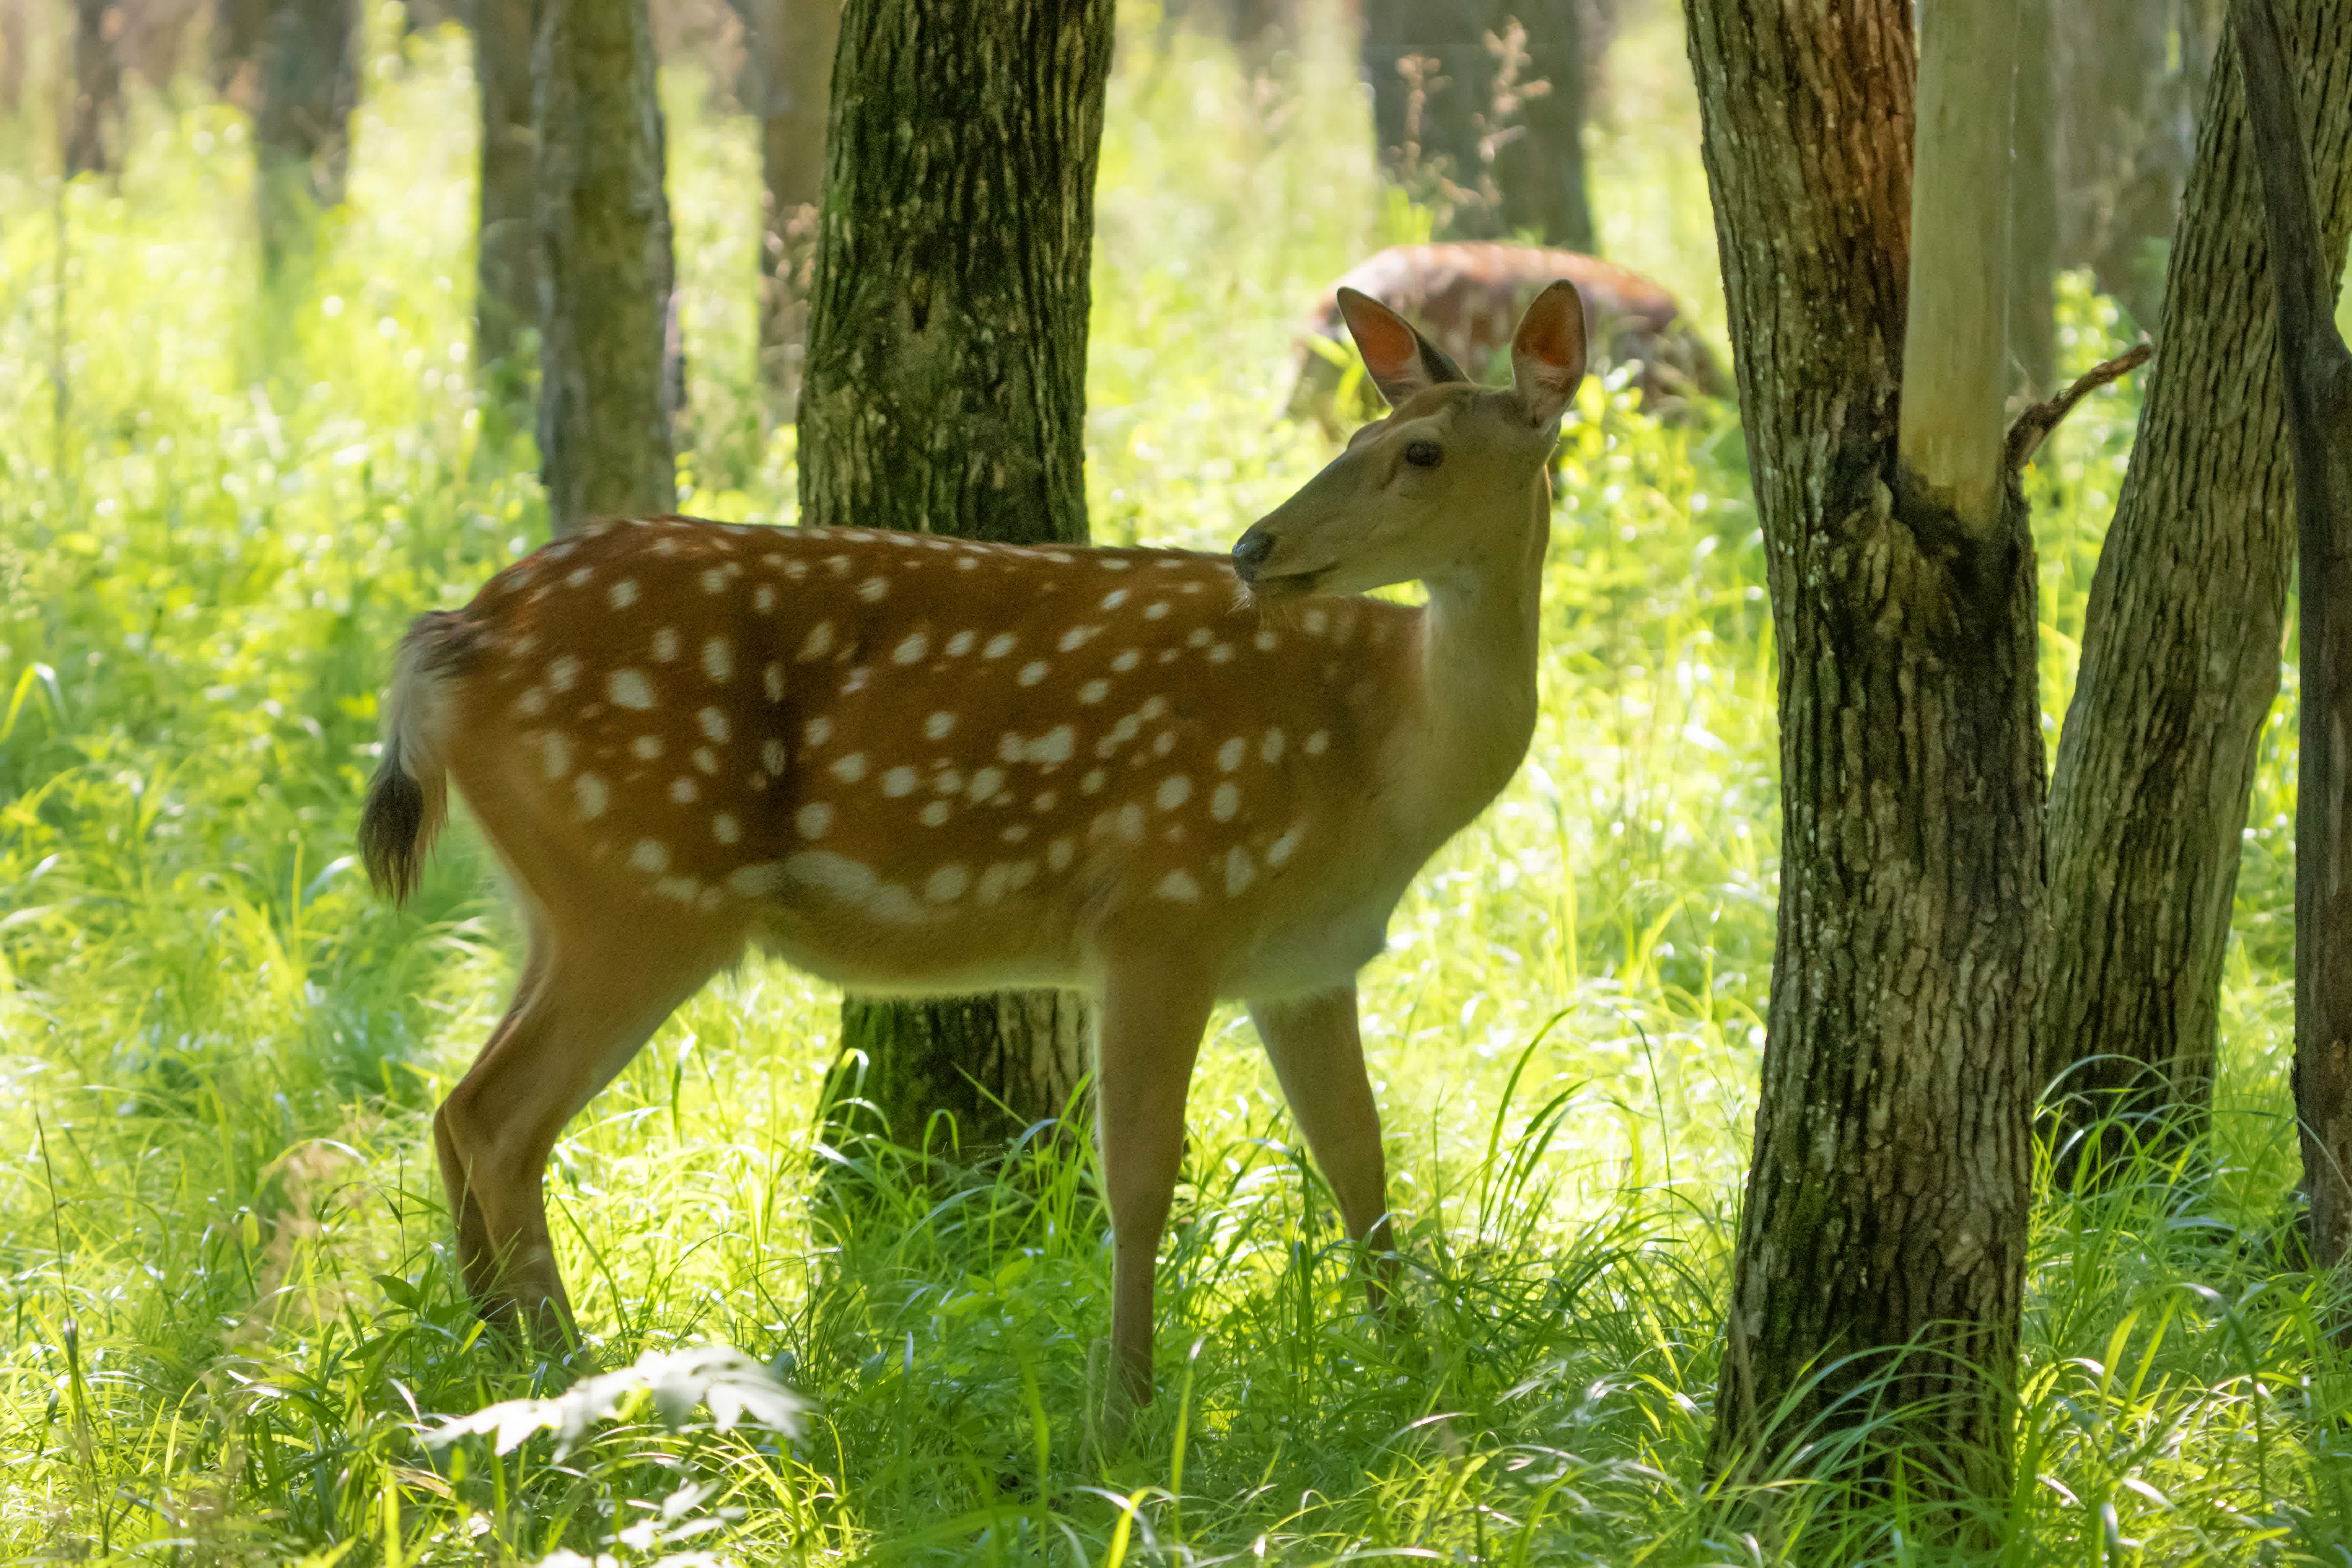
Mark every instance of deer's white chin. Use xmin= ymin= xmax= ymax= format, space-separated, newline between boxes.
xmin=1241 ymin=567 xmax=1329 ymax=604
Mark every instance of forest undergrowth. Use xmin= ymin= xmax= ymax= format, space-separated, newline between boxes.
xmin=1 ymin=3 xmax=2348 ymax=1563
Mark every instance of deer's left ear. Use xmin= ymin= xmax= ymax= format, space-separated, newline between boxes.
xmin=1510 ymin=280 xmax=1589 ymax=430
xmin=1336 ymin=287 xmax=1469 ymax=409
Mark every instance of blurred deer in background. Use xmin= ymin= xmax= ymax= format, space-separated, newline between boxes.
xmin=1286 ymin=242 xmax=1720 ymax=435
xmin=360 ymin=280 xmax=1588 ymax=1428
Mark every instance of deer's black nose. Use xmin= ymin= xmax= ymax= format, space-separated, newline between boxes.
xmin=1231 ymin=529 xmax=1274 ymax=582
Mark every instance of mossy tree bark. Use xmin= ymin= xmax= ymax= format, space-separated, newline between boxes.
xmin=2041 ymin=0 xmax=2352 ymax=1150
xmin=531 ymin=0 xmax=679 ymax=535
xmin=254 ymin=0 xmax=360 ymax=281
xmin=743 ymin=0 xmax=839 ymax=421
xmin=474 ymin=0 xmax=536 ymax=384
xmin=1685 ymin=0 xmax=2045 ymax=1515
xmin=797 ymin=0 xmax=1113 ymax=1150
xmin=2234 ymin=0 xmax=2352 ymax=1271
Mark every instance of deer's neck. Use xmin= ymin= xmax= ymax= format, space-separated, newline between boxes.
xmin=1389 ymin=492 xmax=1548 ymax=840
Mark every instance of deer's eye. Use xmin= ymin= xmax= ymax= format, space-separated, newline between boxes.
xmin=1404 ymin=440 xmax=1443 ymax=469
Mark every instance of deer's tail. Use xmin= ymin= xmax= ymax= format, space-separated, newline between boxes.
xmin=360 ymin=612 xmax=474 ymax=905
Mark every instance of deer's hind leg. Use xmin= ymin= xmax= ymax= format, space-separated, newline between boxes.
xmin=435 ymin=898 xmax=739 ymax=1343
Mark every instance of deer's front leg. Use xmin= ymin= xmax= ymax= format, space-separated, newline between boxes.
xmin=1095 ymin=959 xmax=1215 ymax=1426
xmin=1249 ymin=986 xmax=1396 ymax=1310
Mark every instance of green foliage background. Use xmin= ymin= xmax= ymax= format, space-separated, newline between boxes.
xmin=0 ymin=3 xmax=2346 ymax=1562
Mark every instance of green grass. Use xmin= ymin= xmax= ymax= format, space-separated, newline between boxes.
xmin=1 ymin=2 xmax=2347 ymax=1562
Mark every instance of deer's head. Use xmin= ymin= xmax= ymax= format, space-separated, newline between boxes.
xmin=1232 ymin=280 xmax=1587 ymax=601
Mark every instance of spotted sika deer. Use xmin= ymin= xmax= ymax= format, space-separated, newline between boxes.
xmin=1286 ymin=242 xmax=1721 ymax=434
xmin=359 ymin=281 xmax=1588 ymax=1422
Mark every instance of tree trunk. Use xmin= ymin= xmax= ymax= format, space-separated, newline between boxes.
xmin=1491 ymin=0 xmax=1596 ymax=253
xmin=67 ymin=0 xmax=123 ymax=177
xmin=1685 ymin=0 xmax=2045 ymax=1515
xmin=744 ymin=0 xmax=839 ymax=422
xmin=212 ymin=0 xmax=269 ymax=106
xmin=474 ymin=0 xmax=536 ymax=380
xmin=2041 ymin=0 xmax=2352 ymax=1151
xmin=532 ymin=0 xmax=679 ymax=535
xmin=2009 ymin=0 xmax=2057 ymax=396
xmin=254 ymin=0 xmax=360 ymax=280
xmin=2052 ymin=0 xmax=2207 ymax=329
xmin=1360 ymin=0 xmax=1502 ymax=238
xmin=797 ymin=0 xmax=1113 ymax=1150
xmin=2234 ymin=0 xmax=2352 ymax=1273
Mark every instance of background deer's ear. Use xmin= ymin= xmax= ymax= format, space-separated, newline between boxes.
xmin=1510 ymin=280 xmax=1589 ymax=429
xmin=1336 ymin=287 xmax=1468 ymax=409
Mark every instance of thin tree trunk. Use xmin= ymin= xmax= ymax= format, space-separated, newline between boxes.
xmin=67 ymin=0 xmax=123 ymax=177
xmin=254 ymin=0 xmax=360 ymax=280
xmin=532 ymin=0 xmax=678 ymax=534
xmin=1685 ymin=0 xmax=2045 ymax=1516
xmin=2053 ymin=0 xmax=2206 ymax=329
xmin=212 ymin=0 xmax=268 ymax=105
xmin=745 ymin=0 xmax=839 ymax=422
xmin=2041 ymin=0 xmax=2352 ymax=1152
xmin=474 ymin=0 xmax=536 ymax=380
xmin=1492 ymin=0 xmax=1597 ymax=253
xmin=2234 ymin=0 xmax=2352 ymax=1272
xmin=798 ymin=0 xmax=1113 ymax=1149
xmin=2009 ymin=0 xmax=2057 ymax=395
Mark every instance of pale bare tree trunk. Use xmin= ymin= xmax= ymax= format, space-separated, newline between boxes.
xmin=1687 ymin=0 xmax=2044 ymax=1522
xmin=2041 ymin=0 xmax=2352 ymax=1152
xmin=798 ymin=0 xmax=1114 ymax=1149
xmin=743 ymin=0 xmax=839 ymax=422
xmin=2234 ymin=0 xmax=2352 ymax=1273
xmin=532 ymin=0 xmax=678 ymax=534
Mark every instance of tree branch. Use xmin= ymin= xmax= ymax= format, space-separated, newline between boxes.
xmin=2003 ymin=343 xmax=2152 ymax=471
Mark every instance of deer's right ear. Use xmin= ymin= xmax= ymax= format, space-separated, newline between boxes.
xmin=1510 ymin=280 xmax=1589 ymax=430
xmin=1336 ymin=287 xmax=1467 ymax=409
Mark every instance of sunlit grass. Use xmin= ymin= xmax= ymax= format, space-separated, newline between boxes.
xmin=0 ymin=1 xmax=2342 ymax=1563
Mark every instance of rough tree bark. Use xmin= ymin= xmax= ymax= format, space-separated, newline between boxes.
xmin=2041 ymin=0 xmax=2352 ymax=1147
xmin=1685 ymin=0 xmax=2045 ymax=1512
xmin=743 ymin=0 xmax=839 ymax=420
xmin=474 ymin=0 xmax=537 ymax=380
xmin=1362 ymin=0 xmax=1602 ymax=249
xmin=67 ymin=0 xmax=123 ymax=177
xmin=532 ymin=0 xmax=679 ymax=534
xmin=254 ymin=0 xmax=361 ymax=279
xmin=797 ymin=0 xmax=1113 ymax=1149
xmin=2235 ymin=0 xmax=2352 ymax=1272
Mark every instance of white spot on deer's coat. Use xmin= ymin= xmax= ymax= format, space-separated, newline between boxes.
xmin=1209 ymin=643 xmax=1234 ymax=663
xmin=920 ymin=800 xmax=952 ymax=827
xmin=670 ymin=777 xmax=698 ymax=803
xmin=631 ymin=839 xmax=671 ymax=874
xmin=610 ymin=579 xmax=639 ymax=609
xmin=1048 ymin=837 xmax=1075 ymax=870
xmin=925 ymin=864 xmax=971 ymax=902
xmin=893 ymin=632 xmax=929 ymax=664
xmin=728 ymin=862 xmax=785 ymax=896
xmin=1145 ymin=601 xmax=1171 ymax=620
xmin=540 ymin=732 xmax=573 ymax=779
xmin=803 ymin=715 xmax=832 ymax=746
xmin=703 ymin=638 xmax=734 ymax=683
xmin=574 ymin=773 xmax=609 ymax=818
xmin=1260 ymin=728 xmax=1287 ymax=764
xmin=549 ymin=656 xmax=582 ymax=693
xmin=1302 ymin=609 xmax=1329 ymax=636
xmin=978 ymin=864 xmax=1012 ymax=903
xmin=654 ymin=627 xmax=681 ymax=662
xmin=1101 ymin=589 xmax=1128 ymax=609
xmin=1032 ymin=725 xmax=1075 ymax=766
xmin=604 ymin=669 xmax=652 ymax=710
xmin=1211 ymin=782 xmax=1239 ymax=821
xmin=701 ymin=568 xmax=727 ymax=594
xmin=1156 ymin=869 xmax=1201 ymax=902
xmin=1079 ymin=680 xmax=1109 ymax=704
xmin=925 ymin=711 xmax=957 ymax=740
xmin=753 ymin=584 xmax=776 ymax=613
xmin=1081 ymin=769 xmax=1106 ymax=794
xmin=831 ymin=753 xmax=867 ymax=783
xmin=517 ymin=688 xmax=548 ymax=717
xmin=857 ymin=576 xmax=889 ymax=601
xmin=787 ymin=851 xmax=875 ymax=901
xmin=1254 ymin=630 xmax=1278 ymax=652
xmin=798 ymin=622 xmax=835 ymax=661
xmin=713 ymin=813 xmax=741 ymax=844
xmin=1156 ymin=775 xmax=1192 ymax=810
xmin=967 ymin=767 xmax=1006 ymax=802
xmin=1306 ymin=730 xmax=1330 ymax=755
xmin=1112 ymin=649 xmax=1141 ymax=672
xmin=984 ymin=633 xmax=1016 ymax=658
xmin=1268 ymin=825 xmax=1303 ymax=865
xmin=1115 ymin=803 xmax=1145 ymax=841
xmin=1058 ymin=625 xmax=1099 ymax=652
xmin=1224 ymin=846 xmax=1256 ymax=895
xmin=1217 ymin=737 xmax=1245 ymax=772
xmin=1153 ymin=731 xmax=1177 ymax=757
xmin=699 ymin=707 xmax=732 ymax=744
xmin=882 ymin=766 xmax=918 ymax=797
xmin=764 ymin=662 xmax=785 ymax=701
xmin=1019 ymin=661 xmax=1049 ymax=686
xmin=763 ymin=738 xmax=788 ymax=775
xmin=946 ymin=630 xmax=976 ymax=657
xmin=796 ymin=803 xmax=833 ymax=839
xmin=695 ymin=747 xmax=720 ymax=774
xmin=632 ymin=734 xmax=663 ymax=761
